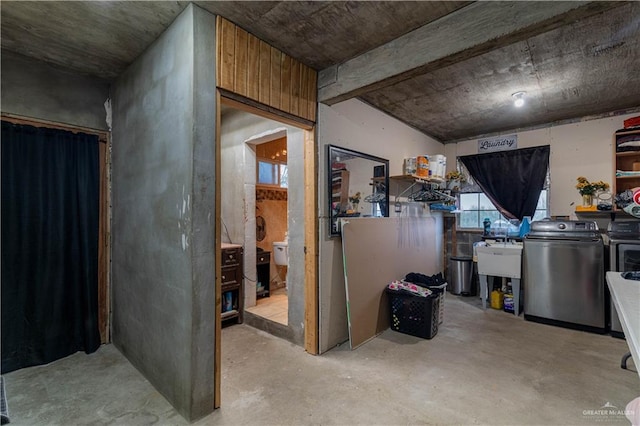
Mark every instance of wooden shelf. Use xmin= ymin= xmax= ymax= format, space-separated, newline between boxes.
xmin=390 ymin=174 xmax=445 ymax=184
xmin=613 ymin=128 xmax=640 ymax=201
xmin=331 ymin=169 xmax=350 ymax=213
xmin=616 ymin=151 xmax=640 ymax=157
xmin=221 ymin=310 xmax=239 ymax=320
xmin=221 ymin=282 xmax=240 ymax=292
xmin=574 ymin=210 xmax=634 ymax=220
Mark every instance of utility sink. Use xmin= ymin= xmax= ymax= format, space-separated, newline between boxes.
xmin=476 ymin=243 xmax=523 ymax=279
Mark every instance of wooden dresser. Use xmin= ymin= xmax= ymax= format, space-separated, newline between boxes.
xmin=221 ymin=243 xmax=243 ymax=324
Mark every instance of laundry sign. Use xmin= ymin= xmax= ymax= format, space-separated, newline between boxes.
xmin=478 ymin=134 xmax=518 ymax=153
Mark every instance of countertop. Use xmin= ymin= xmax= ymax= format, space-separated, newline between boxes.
xmin=606 ymin=271 xmax=640 ymax=379
xmin=221 ymin=243 xmax=242 ymax=249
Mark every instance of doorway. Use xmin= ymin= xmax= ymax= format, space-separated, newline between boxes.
xmin=246 ymin=134 xmax=289 ymax=325
xmin=215 ymin=95 xmax=318 ymax=407
xmin=219 ymin=107 xmax=302 ymax=333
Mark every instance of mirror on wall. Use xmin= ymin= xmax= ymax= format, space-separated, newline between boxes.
xmin=327 ymin=145 xmax=389 ymax=237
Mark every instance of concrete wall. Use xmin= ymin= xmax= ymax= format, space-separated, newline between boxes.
xmin=1 ymin=50 xmax=110 ymax=130
xmin=444 ymin=112 xmax=640 ymax=218
xmin=317 ymin=99 xmax=445 ymax=353
xmin=110 ymin=5 xmax=217 ymax=421
xmin=220 ymin=109 xmax=306 ymax=344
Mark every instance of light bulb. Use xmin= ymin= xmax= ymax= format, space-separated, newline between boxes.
xmin=512 ymin=91 xmax=526 ymax=108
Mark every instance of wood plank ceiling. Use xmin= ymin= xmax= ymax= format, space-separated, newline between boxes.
xmin=2 ymin=1 xmax=639 ymax=142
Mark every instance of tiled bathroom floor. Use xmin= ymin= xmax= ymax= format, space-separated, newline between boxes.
xmin=245 ymin=287 xmax=288 ymax=325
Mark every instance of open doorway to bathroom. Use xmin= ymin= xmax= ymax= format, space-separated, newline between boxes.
xmin=245 ymin=136 xmax=289 ymax=325
xmin=215 ymin=94 xmax=318 ymax=408
xmin=218 ymin=96 xmax=316 ymax=343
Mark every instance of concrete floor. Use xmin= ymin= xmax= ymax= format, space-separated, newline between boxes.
xmin=4 ymin=295 xmax=638 ymax=425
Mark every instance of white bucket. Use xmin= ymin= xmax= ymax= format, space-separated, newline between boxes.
xmin=429 ymin=154 xmax=446 ymax=179
xmin=403 ymin=157 xmax=417 ymax=175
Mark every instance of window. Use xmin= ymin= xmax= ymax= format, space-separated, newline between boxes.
xmin=458 ymin=189 xmax=549 ymax=229
xmin=257 ymin=160 xmax=288 ymax=188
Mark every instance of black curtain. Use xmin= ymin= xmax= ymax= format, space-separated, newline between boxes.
xmin=459 ymin=145 xmax=550 ymax=221
xmin=1 ymin=121 xmax=101 ymax=373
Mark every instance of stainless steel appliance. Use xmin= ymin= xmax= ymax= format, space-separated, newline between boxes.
xmin=607 ymin=220 xmax=640 ymax=337
xmin=523 ymin=219 xmax=606 ymax=333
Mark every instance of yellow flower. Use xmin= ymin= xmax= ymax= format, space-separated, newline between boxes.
xmin=446 ymin=171 xmax=465 ymax=182
xmin=575 ymin=177 xmax=609 ymax=196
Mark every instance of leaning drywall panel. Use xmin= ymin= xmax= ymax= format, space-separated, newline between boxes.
xmin=341 ymin=216 xmax=439 ymax=349
xmin=317 ymin=100 xmax=445 ymax=353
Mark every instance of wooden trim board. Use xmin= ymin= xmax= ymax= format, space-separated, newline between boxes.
xmin=214 ymin=91 xmax=223 ymax=409
xmin=220 ymin=91 xmax=313 ymax=130
xmin=341 ymin=217 xmax=440 ymax=349
xmin=304 ymin=127 xmax=319 ymax=354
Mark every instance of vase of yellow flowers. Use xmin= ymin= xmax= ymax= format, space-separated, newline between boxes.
xmin=445 ymin=170 xmax=466 ymax=190
xmin=349 ymin=191 xmax=361 ymax=212
xmin=576 ymin=176 xmax=609 ymax=207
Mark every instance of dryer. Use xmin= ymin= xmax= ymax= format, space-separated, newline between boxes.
xmin=608 ymin=220 xmax=640 ymax=337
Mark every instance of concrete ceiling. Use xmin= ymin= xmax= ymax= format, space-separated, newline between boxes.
xmin=2 ymin=1 xmax=639 ymax=142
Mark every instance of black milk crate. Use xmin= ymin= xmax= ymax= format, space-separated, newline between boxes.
xmin=386 ymin=288 xmax=439 ymax=339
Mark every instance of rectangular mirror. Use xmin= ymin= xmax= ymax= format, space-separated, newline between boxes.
xmin=328 ymin=145 xmax=389 ymax=236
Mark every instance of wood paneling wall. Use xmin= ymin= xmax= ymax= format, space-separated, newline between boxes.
xmin=255 ymin=136 xmax=287 ymax=162
xmin=216 ymin=17 xmax=317 ymax=122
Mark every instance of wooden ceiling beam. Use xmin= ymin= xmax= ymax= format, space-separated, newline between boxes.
xmin=318 ymin=1 xmax=624 ymax=105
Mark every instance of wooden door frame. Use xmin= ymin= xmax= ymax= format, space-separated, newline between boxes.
xmin=1 ymin=113 xmax=111 ymax=343
xmin=214 ymin=93 xmax=318 ymax=408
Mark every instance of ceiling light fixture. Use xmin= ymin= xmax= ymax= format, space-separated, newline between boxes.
xmin=512 ymin=91 xmax=526 ymax=108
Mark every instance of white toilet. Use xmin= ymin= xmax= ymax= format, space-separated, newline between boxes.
xmin=272 ymin=241 xmax=289 ymax=289
xmin=272 ymin=241 xmax=289 ymax=266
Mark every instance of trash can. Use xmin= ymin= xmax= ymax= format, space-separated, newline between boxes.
xmin=449 ymin=256 xmax=475 ymax=295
